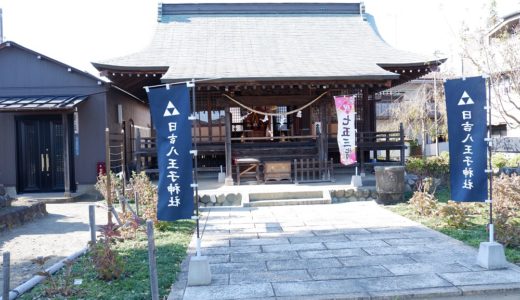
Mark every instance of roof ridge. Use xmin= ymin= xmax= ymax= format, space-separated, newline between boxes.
xmin=159 ymin=2 xmax=363 ymax=19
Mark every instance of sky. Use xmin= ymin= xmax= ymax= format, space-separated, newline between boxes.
xmin=0 ymin=0 xmax=518 ymax=77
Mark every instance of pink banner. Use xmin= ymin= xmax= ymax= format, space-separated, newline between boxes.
xmin=334 ymin=95 xmax=356 ymax=165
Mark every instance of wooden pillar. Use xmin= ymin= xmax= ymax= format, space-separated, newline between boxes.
xmin=135 ymin=129 xmax=141 ymax=171
xmin=319 ymin=99 xmax=328 ymax=164
xmin=369 ymin=91 xmax=377 ymax=162
xmin=105 ymin=128 xmax=113 ymax=225
xmin=360 ymin=88 xmax=370 ymax=174
xmin=224 ymin=105 xmax=234 ymax=185
xmin=368 ymin=91 xmax=377 ymax=132
xmin=400 ymin=123 xmax=405 ymax=166
xmin=62 ymin=113 xmax=71 ymax=197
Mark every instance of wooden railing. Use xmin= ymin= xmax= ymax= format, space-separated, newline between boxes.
xmin=357 ymin=124 xmax=406 ymax=171
xmin=230 ymin=134 xmax=317 ymax=142
xmin=133 ymin=124 xmax=405 ymax=177
xmin=293 ymin=158 xmax=334 ymax=183
xmin=357 ymin=127 xmax=404 ymax=149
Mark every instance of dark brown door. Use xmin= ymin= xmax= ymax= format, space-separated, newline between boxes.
xmin=17 ymin=116 xmax=64 ymax=193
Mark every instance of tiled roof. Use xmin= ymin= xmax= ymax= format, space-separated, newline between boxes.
xmin=94 ymin=3 xmax=433 ymax=82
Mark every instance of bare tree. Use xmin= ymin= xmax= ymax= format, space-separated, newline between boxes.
xmin=461 ymin=0 xmax=520 ymax=130
xmin=383 ymin=75 xmax=448 ymax=156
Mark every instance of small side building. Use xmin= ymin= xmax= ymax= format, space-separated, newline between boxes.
xmin=0 ymin=41 xmax=151 ymax=197
xmin=486 ymin=10 xmax=520 ymax=138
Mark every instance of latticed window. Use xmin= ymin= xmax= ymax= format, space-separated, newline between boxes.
xmin=275 ymin=106 xmax=288 ymax=131
xmin=230 ymin=107 xmax=243 ymax=132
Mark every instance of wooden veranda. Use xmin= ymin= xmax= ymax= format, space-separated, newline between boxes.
xmin=133 ymin=84 xmax=407 ymax=184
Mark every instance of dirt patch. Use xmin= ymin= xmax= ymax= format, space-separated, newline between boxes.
xmin=0 ymin=201 xmax=107 ymax=289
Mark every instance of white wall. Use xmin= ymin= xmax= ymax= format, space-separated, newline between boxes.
xmin=424 ymin=142 xmax=450 ymax=157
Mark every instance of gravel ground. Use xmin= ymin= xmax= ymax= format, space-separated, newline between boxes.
xmin=0 ymin=201 xmax=108 ymax=290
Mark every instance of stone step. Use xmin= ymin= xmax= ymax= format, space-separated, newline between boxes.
xmin=249 ymin=190 xmax=323 ymax=201
xmin=244 ymin=197 xmax=331 ymax=207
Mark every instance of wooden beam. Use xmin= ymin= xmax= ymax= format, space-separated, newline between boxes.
xmin=230 ymin=95 xmax=317 ymax=106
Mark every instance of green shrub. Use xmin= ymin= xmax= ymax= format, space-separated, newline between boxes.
xmin=508 ymin=154 xmax=520 ymax=167
xmin=406 ymin=157 xmax=426 ymax=175
xmin=406 ymin=154 xmax=449 ymax=179
xmin=492 ymin=153 xmax=509 ymax=169
xmin=406 ymin=154 xmax=450 ymax=192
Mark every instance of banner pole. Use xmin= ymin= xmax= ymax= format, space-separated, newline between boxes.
xmin=354 ymin=98 xmax=358 ymax=177
xmin=189 ymin=79 xmax=202 ymax=256
xmin=486 ymin=76 xmax=494 ymax=243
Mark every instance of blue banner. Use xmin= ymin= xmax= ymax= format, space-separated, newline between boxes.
xmin=147 ymin=84 xmax=194 ymax=221
xmin=444 ymin=76 xmax=488 ymax=202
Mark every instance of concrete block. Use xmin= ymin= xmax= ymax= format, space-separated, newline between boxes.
xmin=203 ymin=245 xmax=261 ymax=255
xmin=230 ymin=269 xmax=311 ymax=284
xmin=439 ymin=269 xmax=520 ymax=286
xmin=383 ymin=262 xmax=470 ymax=275
xmin=230 ymin=237 xmax=289 ymax=247
xmin=224 ymin=176 xmax=234 ymax=186
xmin=358 ymin=273 xmax=452 ymax=292
xmin=477 ymin=242 xmax=508 ymax=269
xmin=187 ymin=256 xmax=212 ymax=286
xmin=231 ymin=251 xmax=298 ymax=262
xmin=324 ymin=240 xmax=388 ymax=249
xmin=217 ymin=172 xmax=225 ymax=183
xmin=288 ymin=234 xmax=348 ymax=244
xmin=184 ymin=283 xmax=274 ymax=300
xmin=267 ymin=258 xmax=343 ymax=270
xmin=210 ymin=261 xmax=267 ymax=274
xmin=339 ymin=254 xmax=416 ymax=267
xmin=262 ymin=242 xmax=325 ymax=252
xmin=298 ymin=248 xmax=367 ymax=259
xmin=308 ymin=265 xmax=392 ymax=280
xmin=273 ymin=279 xmax=365 ymax=297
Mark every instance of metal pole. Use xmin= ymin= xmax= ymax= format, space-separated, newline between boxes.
xmin=190 ymin=79 xmax=201 ymax=256
xmin=486 ymin=77 xmax=494 ymax=242
xmin=105 ymin=128 xmax=113 ymax=226
xmin=2 ymin=251 xmax=9 ymax=300
xmin=89 ymin=205 xmax=96 ymax=245
xmin=434 ymin=70 xmax=439 ymax=156
xmin=146 ymin=220 xmax=159 ymax=300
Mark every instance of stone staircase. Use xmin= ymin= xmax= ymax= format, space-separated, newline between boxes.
xmin=244 ymin=190 xmax=331 ymax=207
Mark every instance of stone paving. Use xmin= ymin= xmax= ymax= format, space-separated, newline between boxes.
xmin=169 ymin=201 xmax=520 ymax=300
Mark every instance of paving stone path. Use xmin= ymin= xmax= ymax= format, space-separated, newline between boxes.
xmin=169 ymin=201 xmax=520 ymax=300
xmin=0 ymin=201 xmax=107 ymax=289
